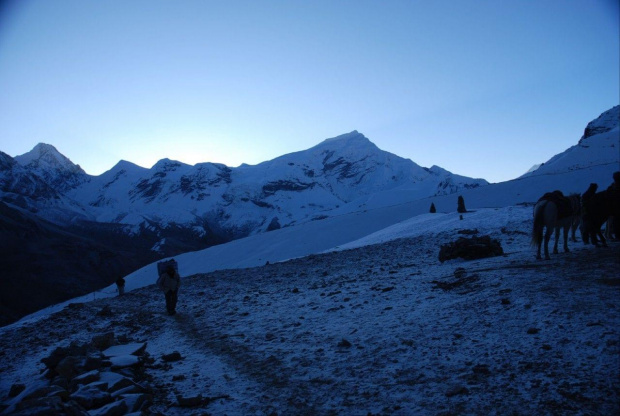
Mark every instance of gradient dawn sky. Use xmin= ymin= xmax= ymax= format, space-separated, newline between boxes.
xmin=0 ymin=0 xmax=618 ymax=183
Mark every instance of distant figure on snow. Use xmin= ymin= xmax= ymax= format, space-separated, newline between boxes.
xmin=115 ymin=277 xmax=125 ymax=296
xmin=158 ymin=265 xmax=181 ymax=315
xmin=457 ymin=196 xmax=467 ymax=214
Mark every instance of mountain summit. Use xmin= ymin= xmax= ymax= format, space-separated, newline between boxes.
xmin=14 ymin=143 xmax=87 ymax=192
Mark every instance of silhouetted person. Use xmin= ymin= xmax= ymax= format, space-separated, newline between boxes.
xmin=606 ymin=172 xmax=620 ymax=240
xmin=115 ymin=277 xmax=125 ymax=296
xmin=158 ymin=265 xmax=181 ymax=315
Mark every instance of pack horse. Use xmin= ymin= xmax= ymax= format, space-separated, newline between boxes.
xmin=532 ymin=191 xmax=581 ymax=260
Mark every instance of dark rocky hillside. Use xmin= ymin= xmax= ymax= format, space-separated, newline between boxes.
xmin=0 ymin=202 xmax=224 ymax=326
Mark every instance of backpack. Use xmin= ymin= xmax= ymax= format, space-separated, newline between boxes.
xmin=156 ymin=259 xmax=178 ymax=290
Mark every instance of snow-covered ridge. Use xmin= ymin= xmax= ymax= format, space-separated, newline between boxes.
xmin=521 ymin=107 xmax=619 ymax=179
xmin=4 ymin=131 xmax=488 ymax=248
xmin=580 ymin=105 xmax=619 ymax=141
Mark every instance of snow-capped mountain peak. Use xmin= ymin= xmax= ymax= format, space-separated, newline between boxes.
xmin=315 ymin=131 xmax=380 ymax=156
xmin=14 ymin=143 xmax=87 ymax=191
xmin=320 ymin=130 xmax=368 ymax=145
xmin=15 ymin=143 xmax=83 ymax=172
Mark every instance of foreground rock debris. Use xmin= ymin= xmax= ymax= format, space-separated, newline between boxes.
xmin=4 ymin=334 xmax=152 ymax=415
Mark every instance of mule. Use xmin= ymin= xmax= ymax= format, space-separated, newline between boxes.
xmin=581 ymin=189 xmax=615 ymax=247
xmin=532 ymin=192 xmax=581 ymax=260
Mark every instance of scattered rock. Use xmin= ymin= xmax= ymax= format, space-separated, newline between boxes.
xmin=84 ymin=354 xmax=106 ymax=372
xmin=22 ymin=385 xmax=69 ymax=402
xmin=472 ymin=364 xmax=491 ymax=375
xmin=527 ymin=328 xmax=540 ymax=335
xmin=457 ymin=228 xmax=479 ymax=235
xmin=109 ymin=355 xmax=141 ymax=369
xmin=51 ymin=376 xmax=69 ymax=390
xmin=177 ymin=393 xmax=203 ymax=407
xmin=88 ymin=398 xmax=128 ymax=416
xmin=72 ymin=369 xmax=101 ymax=386
xmin=453 ymin=268 xmax=467 ymax=279
xmin=8 ymin=383 xmax=25 ymax=398
xmin=337 ymin=339 xmax=352 ymax=348
xmin=55 ymin=356 xmax=84 ymax=380
xmin=97 ymin=306 xmax=113 ymax=317
xmin=71 ymin=384 xmax=113 ymax=410
xmin=13 ymin=396 xmax=64 ymax=414
xmin=103 ymin=343 xmax=147 ymax=358
xmin=91 ymin=333 xmax=116 ymax=350
xmin=15 ymin=338 xmax=154 ymax=415
xmin=41 ymin=344 xmax=88 ymax=371
xmin=431 ymin=274 xmax=480 ymax=292
xmin=162 ymin=351 xmax=183 ymax=362
xmin=445 ymin=385 xmax=469 ymax=397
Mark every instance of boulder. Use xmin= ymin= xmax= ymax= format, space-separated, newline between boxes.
xmin=72 ymin=370 xmax=101 ymax=387
xmin=102 ymin=343 xmax=147 ymax=358
xmin=98 ymin=372 xmax=135 ymax=392
xmin=439 ymin=235 xmax=503 ymax=262
xmin=71 ymin=385 xmax=113 ymax=410
xmin=96 ymin=306 xmax=113 ymax=317
xmin=91 ymin=333 xmax=116 ymax=351
xmin=55 ymin=356 xmax=85 ymax=380
xmin=8 ymin=383 xmax=25 ymax=398
xmin=14 ymin=396 xmax=65 ymax=415
xmin=117 ymin=393 xmax=152 ymax=412
xmin=41 ymin=344 xmax=87 ymax=371
xmin=162 ymin=351 xmax=183 ymax=362
xmin=109 ymin=355 xmax=140 ymax=369
xmin=87 ymin=399 xmax=128 ymax=416
xmin=176 ymin=394 xmax=203 ymax=407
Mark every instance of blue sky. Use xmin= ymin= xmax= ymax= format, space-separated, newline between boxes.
xmin=0 ymin=0 xmax=618 ymax=183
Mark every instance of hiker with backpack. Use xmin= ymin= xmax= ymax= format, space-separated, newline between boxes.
xmin=115 ymin=277 xmax=126 ymax=296
xmin=157 ymin=260 xmax=181 ymax=315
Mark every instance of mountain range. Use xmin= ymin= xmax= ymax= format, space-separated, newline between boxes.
xmin=1 ymin=105 xmax=618 ymax=326
xmin=4 ymin=131 xmax=488 ymax=238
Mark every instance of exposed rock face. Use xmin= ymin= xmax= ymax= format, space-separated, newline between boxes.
xmin=580 ymin=105 xmax=620 ymax=141
xmin=0 ymin=202 xmax=166 ymax=327
xmin=0 ymin=151 xmax=64 ymax=204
